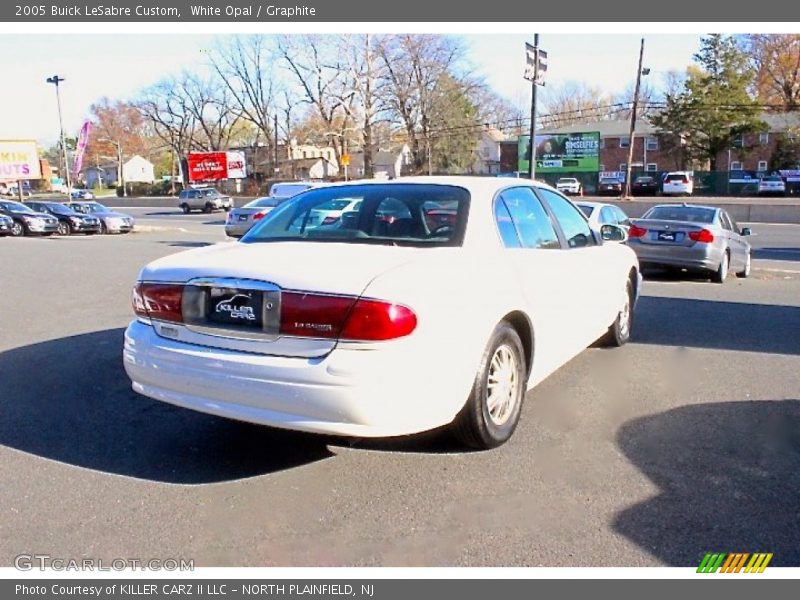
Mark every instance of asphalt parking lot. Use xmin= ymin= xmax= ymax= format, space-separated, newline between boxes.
xmin=0 ymin=217 xmax=798 ymax=567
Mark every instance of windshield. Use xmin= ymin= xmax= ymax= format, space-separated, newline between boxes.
xmin=44 ymin=203 xmax=76 ymax=215
xmin=82 ymin=202 xmax=108 ymax=213
xmin=644 ymin=206 xmax=716 ymax=224
xmin=0 ymin=201 xmax=36 ymax=214
xmin=200 ymin=189 xmax=220 ymax=197
xmin=242 ymin=184 xmax=470 ymax=247
xmin=244 ymin=197 xmax=282 ymax=209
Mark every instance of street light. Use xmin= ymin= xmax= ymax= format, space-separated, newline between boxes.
xmin=98 ymin=138 xmax=125 ymax=197
xmin=46 ymin=74 xmax=72 ymax=193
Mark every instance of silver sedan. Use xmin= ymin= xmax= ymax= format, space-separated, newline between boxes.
xmin=627 ymin=203 xmax=752 ymax=283
xmin=224 ymin=196 xmax=284 ymax=238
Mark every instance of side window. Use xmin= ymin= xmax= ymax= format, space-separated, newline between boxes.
xmin=498 ymin=187 xmax=560 ymax=249
xmin=719 ymin=211 xmax=733 ymax=231
xmin=613 ymin=207 xmax=630 ymax=227
xmin=494 ymin=198 xmax=522 ymax=248
xmin=728 ymin=213 xmax=740 ymax=232
xmin=599 ymin=206 xmax=617 ymax=225
xmin=537 ymin=188 xmax=596 ymax=248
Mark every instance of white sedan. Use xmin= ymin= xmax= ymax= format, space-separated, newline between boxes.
xmin=123 ymin=177 xmax=640 ymax=448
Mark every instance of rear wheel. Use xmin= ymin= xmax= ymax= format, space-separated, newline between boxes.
xmin=10 ymin=220 xmax=25 ymax=237
xmin=452 ymin=322 xmax=526 ymax=449
xmin=100 ymin=220 xmax=108 ymax=235
xmin=736 ymin=250 xmax=751 ymax=278
xmin=712 ymin=251 xmax=729 ymax=284
xmin=599 ymin=277 xmax=634 ymax=347
xmin=180 ymin=203 xmax=190 ymax=214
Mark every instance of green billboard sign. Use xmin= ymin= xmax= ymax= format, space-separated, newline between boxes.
xmin=518 ymin=132 xmax=600 ymax=173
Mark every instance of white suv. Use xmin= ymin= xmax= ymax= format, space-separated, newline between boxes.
xmin=178 ymin=187 xmax=234 ymax=213
xmin=556 ymin=177 xmax=582 ymax=195
xmin=661 ymin=172 xmax=694 ymax=196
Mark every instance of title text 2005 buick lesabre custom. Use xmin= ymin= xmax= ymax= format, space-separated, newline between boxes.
xmin=123 ymin=177 xmax=640 ymax=448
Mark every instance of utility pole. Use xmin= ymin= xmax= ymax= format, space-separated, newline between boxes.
xmin=46 ymin=75 xmax=72 ymax=193
xmin=527 ymin=33 xmax=540 ymax=180
xmin=273 ymin=114 xmax=279 ymax=177
xmin=624 ymin=38 xmax=645 ymax=199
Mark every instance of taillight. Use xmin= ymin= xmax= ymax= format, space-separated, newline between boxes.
xmin=279 ymin=292 xmax=417 ymax=341
xmin=628 ymin=224 xmax=647 ymax=238
xmin=252 ymin=211 xmax=267 ymax=221
xmin=132 ymin=282 xmax=184 ymax=323
xmin=689 ymin=229 xmax=714 ymax=243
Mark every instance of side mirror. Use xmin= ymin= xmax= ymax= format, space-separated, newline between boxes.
xmin=740 ymin=227 xmax=752 ymax=236
xmin=601 ymin=224 xmax=628 ymax=243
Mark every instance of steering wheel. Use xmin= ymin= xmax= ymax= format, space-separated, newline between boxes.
xmin=430 ymin=224 xmax=454 ymax=237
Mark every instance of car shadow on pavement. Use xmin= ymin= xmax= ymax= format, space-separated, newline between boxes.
xmin=753 ymin=247 xmax=800 ymax=262
xmin=202 ymin=220 xmax=227 ymax=226
xmin=634 ymin=296 xmax=800 ymax=355
xmin=0 ymin=329 xmax=333 ymax=484
xmin=613 ymin=400 xmax=800 ymax=566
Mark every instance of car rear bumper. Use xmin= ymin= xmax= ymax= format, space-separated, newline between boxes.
xmin=123 ymin=320 xmax=465 ymax=438
xmin=224 ymin=222 xmax=252 ymax=237
xmin=629 ymin=240 xmax=722 ymax=270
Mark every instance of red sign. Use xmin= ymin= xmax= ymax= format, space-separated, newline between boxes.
xmin=187 ymin=152 xmax=228 ymax=182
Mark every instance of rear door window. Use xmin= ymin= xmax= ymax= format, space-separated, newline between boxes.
xmin=536 ymin=188 xmax=596 ymax=248
xmin=497 ymin=187 xmax=560 ymax=250
xmin=599 ymin=206 xmax=617 ymax=225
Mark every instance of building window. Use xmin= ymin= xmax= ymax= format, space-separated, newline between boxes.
xmin=646 ymin=138 xmax=659 ymax=151
xmin=733 ymin=134 xmax=744 ymax=148
xmin=758 ymin=160 xmax=768 ymax=171
xmin=619 ymin=137 xmax=630 ymax=148
xmin=730 ymin=161 xmax=743 ymax=171
xmin=646 ymin=163 xmax=658 ymax=172
xmin=619 ymin=163 xmax=627 ymax=172
xmin=598 ymin=138 xmax=605 ymax=149
xmin=759 ymin=132 xmax=769 ymax=145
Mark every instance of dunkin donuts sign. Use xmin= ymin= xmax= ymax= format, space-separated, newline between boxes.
xmin=0 ymin=140 xmax=42 ymax=181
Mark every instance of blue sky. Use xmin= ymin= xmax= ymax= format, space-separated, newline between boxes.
xmin=0 ymin=34 xmax=702 ymax=145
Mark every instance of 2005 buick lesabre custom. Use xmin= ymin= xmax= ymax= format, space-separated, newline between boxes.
xmin=123 ymin=177 xmax=640 ymax=448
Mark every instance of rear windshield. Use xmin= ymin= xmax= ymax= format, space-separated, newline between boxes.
xmin=666 ymin=174 xmax=689 ymax=182
xmin=271 ymin=184 xmax=312 ymax=198
xmin=577 ymin=204 xmax=595 ymax=217
xmin=644 ymin=206 xmax=715 ymax=224
xmin=762 ymin=176 xmax=783 ymax=182
xmin=245 ymin=197 xmax=282 ymax=209
xmin=242 ymin=184 xmax=470 ymax=247
xmin=635 ymin=177 xmax=654 ymax=183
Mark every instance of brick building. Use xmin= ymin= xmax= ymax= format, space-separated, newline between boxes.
xmin=713 ymin=112 xmax=800 ymax=172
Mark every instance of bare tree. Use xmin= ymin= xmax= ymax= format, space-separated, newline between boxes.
xmin=210 ymin=35 xmax=279 ymax=163
xmin=376 ymin=34 xmax=467 ymax=172
xmin=540 ymin=82 xmax=616 ymax=128
xmin=277 ymin=35 xmax=352 ymax=165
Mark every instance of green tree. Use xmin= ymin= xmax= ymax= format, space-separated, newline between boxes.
xmin=652 ymin=34 xmax=766 ymax=170
xmin=770 ymin=129 xmax=800 ymax=170
xmin=429 ymin=73 xmax=480 ymax=173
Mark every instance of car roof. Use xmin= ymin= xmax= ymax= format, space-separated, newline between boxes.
xmin=648 ymin=203 xmax=719 ymax=213
xmin=575 ymin=201 xmax=609 ymax=209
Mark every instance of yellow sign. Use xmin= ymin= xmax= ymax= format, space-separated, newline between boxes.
xmin=340 ymin=154 xmax=350 ymax=167
xmin=0 ymin=140 xmax=42 ymax=181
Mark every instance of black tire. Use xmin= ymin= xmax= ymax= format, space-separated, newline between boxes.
xmin=10 ymin=220 xmax=25 ymax=237
xmin=452 ymin=322 xmax=527 ymax=449
xmin=736 ymin=250 xmax=751 ymax=278
xmin=203 ymin=203 xmax=213 ymax=214
xmin=100 ymin=220 xmax=108 ymax=235
xmin=712 ymin=250 xmax=730 ymax=284
xmin=180 ymin=204 xmax=190 ymax=214
xmin=599 ymin=277 xmax=634 ymax=347
xmin=57 ymin=221 xmax=71 ymax=236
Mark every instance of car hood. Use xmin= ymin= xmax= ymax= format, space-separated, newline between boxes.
xmin=138 ymin=241 xmax=421 ymax=295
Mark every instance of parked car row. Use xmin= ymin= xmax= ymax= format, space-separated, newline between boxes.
xmin=0 ymin=199 xmax=134 ymax=237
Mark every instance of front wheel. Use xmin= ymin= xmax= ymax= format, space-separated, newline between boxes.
xmin=452 ymin=322 xmax=526 ymax=449
xmin=203 ymin=203 xmax=213 ymax=213
xmin=180 ymin=204 xmax=190 ymax=214
xmin=712 ymin=251 xmax=729 ymax=284
xmin=736 ymin=250 xmax=751 ymax=278
xmin=57 ymin=221 xmax=71 ymax=236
